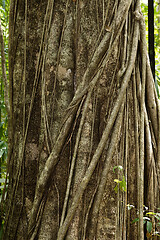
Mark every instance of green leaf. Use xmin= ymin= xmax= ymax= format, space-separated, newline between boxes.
xmin=120 ymin=176 xmax=127 ymax=192
xmin=127 ymin=204 xmax=135 ymax=210
xmin=146 ymin=212 xmax=155 ymax=215
xmin=114 ymin=179 xmax=121 ymax=183
xmin=113 ymin=165 xmax=123 ymax=173
xmin=0 ymin=178 xmax=6 ymax=183
xmin=143 ymin=217 xmax=151 ymax=221
xmin=0 ymin=149 xmax=5 ymax=158
xmin=143 ymin=205 xmax=148 ymax=210
xmin=155 ymin=213 xmax=160 ymax=221
xmin=114 ymin=185 xmax=118 ymax=193
xmin=154 ymin=231 xmax=160 ymax=236
xmin=155 ymin=76 xmax=160 ymax=98
xmin=147 ymin=221 xmax=152 ymax=233
xmin=131 ymin=218 xmax=139 ymax=224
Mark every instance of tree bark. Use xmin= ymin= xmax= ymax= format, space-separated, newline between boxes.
xmin=2 ymin=0 xmax=160 ymax=239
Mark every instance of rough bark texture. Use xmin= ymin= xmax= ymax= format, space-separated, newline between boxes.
xmin=2 ymin=0 xmax=160 ymax=240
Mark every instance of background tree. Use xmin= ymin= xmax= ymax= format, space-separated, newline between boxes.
xmin=148 ymin=0 xmax=155 ymax=79
xmin=0 ymin=0 xmax=9 ymax=238
xmin=141 ymin=0 xmax=160 ymax=96
xmin=1 ymin=0 xmax=160 ymax=239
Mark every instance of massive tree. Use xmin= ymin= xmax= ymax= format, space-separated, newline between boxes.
xmin=2 ymin=0 xmax=160 ymax=239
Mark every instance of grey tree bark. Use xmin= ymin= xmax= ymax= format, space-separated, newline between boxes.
xmin=2 ymin=0 xmax=160 ymax=239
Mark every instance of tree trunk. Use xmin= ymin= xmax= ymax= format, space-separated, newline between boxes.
xmin=2 ymin=0 xmax=160 ymax=239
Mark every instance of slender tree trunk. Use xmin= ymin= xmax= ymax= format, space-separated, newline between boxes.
xmin=148 ymin=0 xmax=155 ymax=79
xmin=2 ymin=0 xmax=160 ymax=239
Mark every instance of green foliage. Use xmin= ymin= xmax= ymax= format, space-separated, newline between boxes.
xmin=114 ymin=176 xmax=127 ymax=193
xmin=126 ymin=204 xmax=135 ymax=210
xmin=0 ymin=0 xmax=9 ymax=235
xmin=0 ymin=0 xmax=9 ymax=190
xmin=0 ymin=0 xmax=9 ymax=70
xmin=131 ymin=206 xmax=160 ymax=237
xmin=113 ymin=166 xmax=127 ymax=193
xmin=113 ymin=165 xmax=123 ymax=173
xmin=113 ymin=162 xmax=160 ymax=237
